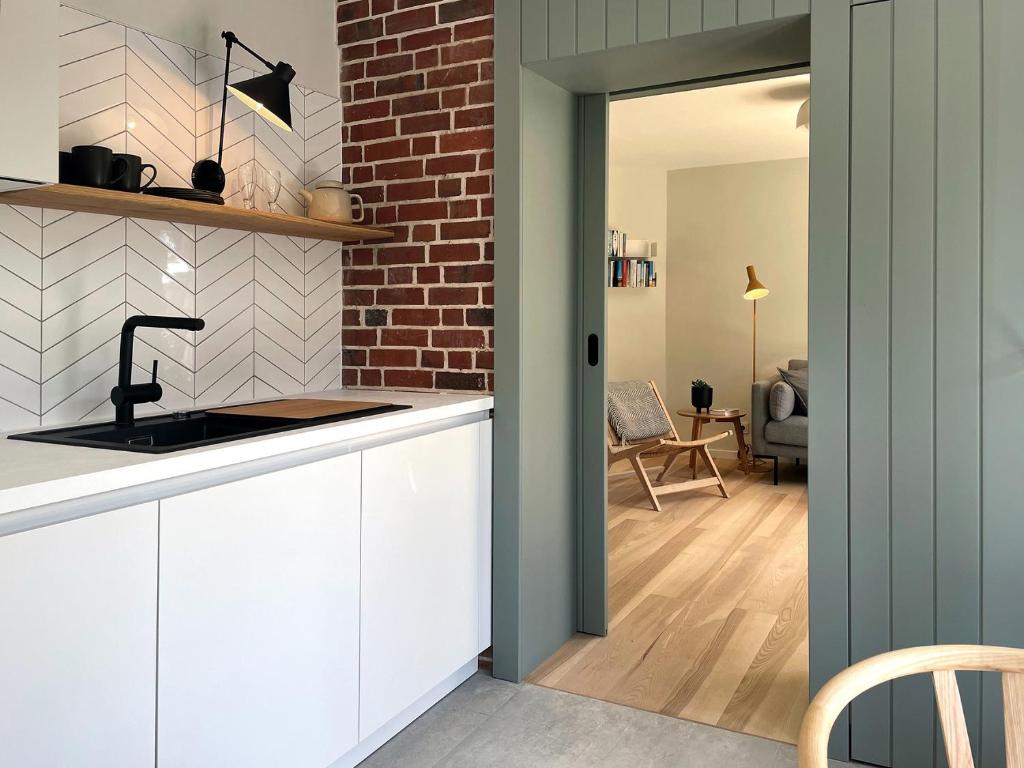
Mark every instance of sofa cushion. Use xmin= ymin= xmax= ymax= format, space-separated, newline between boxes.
xmin=769 ymin=381 xmax=796 ymax=421
xmin=777 ymin=366 xmax=808 ymax=415
xmin=764 ymin=415 xmax=808 ymax=447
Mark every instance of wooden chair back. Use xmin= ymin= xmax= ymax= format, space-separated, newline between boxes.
xmin=798 ymin=645 xmax=1024 ymax=768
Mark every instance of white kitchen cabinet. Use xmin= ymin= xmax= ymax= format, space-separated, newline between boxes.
xmin=0 ymin=0 xmax=58 ymax=188
xmin=157 ymin=454 xmax=361 ymax=768
xmin=359 ymin=422 xmax=489 ymax=739
xmin=0 ymin=504 xmax=158 ymax=768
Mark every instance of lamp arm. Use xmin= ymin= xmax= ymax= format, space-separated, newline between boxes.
xmin=222 ymin=31 xmax=275 ymax=72
xmin=216 ymin=35 xmax=233 ymax=166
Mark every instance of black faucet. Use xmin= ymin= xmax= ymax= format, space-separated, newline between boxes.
xmin=111 ymin=315 xmax=205 ymax=427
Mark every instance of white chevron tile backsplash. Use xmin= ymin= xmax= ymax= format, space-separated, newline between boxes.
xmin=0 ymin=5 xmax=343 ymax=432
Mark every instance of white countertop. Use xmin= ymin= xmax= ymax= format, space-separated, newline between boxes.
xmin=0 ymin=390 xmax=493 ymax=516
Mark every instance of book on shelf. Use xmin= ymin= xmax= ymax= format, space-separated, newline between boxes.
xmin=607 ymin=228 xmax=657 ymax=287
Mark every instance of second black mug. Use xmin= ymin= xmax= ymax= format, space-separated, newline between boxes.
xmin=108 ymin=154 xmax=157 ymax=193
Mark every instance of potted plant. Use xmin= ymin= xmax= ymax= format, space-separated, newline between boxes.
xmin=691 ymin=379 xmax=713 ymax=413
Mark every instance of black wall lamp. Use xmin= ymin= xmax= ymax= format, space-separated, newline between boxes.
xmin=192 ymin=31 xmax=296 ymax=194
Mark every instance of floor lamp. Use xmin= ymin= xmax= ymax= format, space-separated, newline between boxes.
xmin=742 ymin=265 xmax=770 ymax=472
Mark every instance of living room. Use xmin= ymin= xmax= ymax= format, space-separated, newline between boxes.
xmin=529 ymin=73 xmax=812 ymax=745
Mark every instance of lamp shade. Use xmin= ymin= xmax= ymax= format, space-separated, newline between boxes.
xmin=227 ymin=61 xmax=296 ymax=132
xmin=743 ymin=265 xmax=769 ymax=300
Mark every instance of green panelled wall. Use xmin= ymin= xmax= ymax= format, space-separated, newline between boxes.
xmin=519 ymin=0 xmax=810 ymax=61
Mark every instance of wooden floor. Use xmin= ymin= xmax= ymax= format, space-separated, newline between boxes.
xmin=528 ymin=457 xmax=809 ymax=745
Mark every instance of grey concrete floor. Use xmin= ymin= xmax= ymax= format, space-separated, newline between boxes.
xmin=359 ymin=673 xmax=855 ymax=768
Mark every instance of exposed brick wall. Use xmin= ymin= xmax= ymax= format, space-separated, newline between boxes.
xmin=337 ymin=0 xmax=494 ymax=392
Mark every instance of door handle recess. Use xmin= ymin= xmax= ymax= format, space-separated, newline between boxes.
xmin=587 ymin=334 xmax=599 ymax=367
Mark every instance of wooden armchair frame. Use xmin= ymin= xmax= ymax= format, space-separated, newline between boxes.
xmin=607 ymin=380 xmax=730 ymax=512
xmin=798 ymin=644 xmax=1024 ymax=768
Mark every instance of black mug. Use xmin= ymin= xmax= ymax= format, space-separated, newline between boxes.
xmin=69 ymin=145 xmax=127 ymax=188
xmin=108 ymin=154 xmax=157 ymax=193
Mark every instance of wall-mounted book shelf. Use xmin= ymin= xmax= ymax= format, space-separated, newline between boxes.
xmin=607 ymin=228 xmax=657 ymax=288
xmin=0 ymin=184 xmax=394 ymax=243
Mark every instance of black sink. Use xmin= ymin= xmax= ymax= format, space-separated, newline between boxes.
xmin=8 ymin=404 xmax=412 ymax=454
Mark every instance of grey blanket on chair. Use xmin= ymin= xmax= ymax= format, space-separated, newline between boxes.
xmin=607 ymin=380 xmax=674 ymax=443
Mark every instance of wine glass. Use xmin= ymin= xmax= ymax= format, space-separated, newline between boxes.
xmin=239 ymin=161 xmax=255 ymax=210
xmin=266 ymin=169 xmax=282 ymax=212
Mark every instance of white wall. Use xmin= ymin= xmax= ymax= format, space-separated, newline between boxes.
xmin=666 ymin=158 xmax=808 ymax=436
xmin=607 ymin=165 xmax=668 ymax=393
xmin=69 ymin=0 xmax=339 ymax=95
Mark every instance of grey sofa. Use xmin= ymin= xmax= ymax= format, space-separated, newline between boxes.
xmin=751 ymin=358 xmax=807 ymax=484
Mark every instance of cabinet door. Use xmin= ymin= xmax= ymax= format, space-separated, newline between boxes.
xmin=360 ymin=422 xmax=487 ymax=739
xmin=158 ymin=455 xmax=360 ymax=768
xmin=0 ymin=0 xmax=58 ymax=187
xmin=0 ymin=504 xmax=158 ymax=768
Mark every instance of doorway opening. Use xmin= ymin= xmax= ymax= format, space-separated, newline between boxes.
xmin=530 ymin=73 xmax=811 ymax=745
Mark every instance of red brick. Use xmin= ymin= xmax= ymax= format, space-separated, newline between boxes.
xmin=342 ymin=348 xmax=367 ymax=366
xmin=360 ymin=368 xmax=382 ymax=386
xmin=401 ymin=27 xmax=452 ymax=51
xmin=436 ymin=371 xmax=486 ymax=390
xmin=364 ymin=138 xmax=411 ymax=162
xmin=370 ymin=348 xmax=418 ymax=367
xmin=442 ymin=308 xmax=465 ymax=325
xmin=347 ymin=248 xmax=375 ymax=266
xmin=374 ymin=205 xmax=398 ymax=224
xmin=344 ymin=267 xmax=385 ymax=286
xmin=442 ymin=87 xmax=468 ymax=109
xmin=484 ymin=242 xmax=494 ymax=261
xmin=440 ymin=220 xmax=490 ymax=239
xmin=429 ymin=287 xmax=479 ymax=305
xmin=439 ymin=0 xmax=493 ymax=23
xmin=351 ymin=184 xmax=384 ymax=204
xmin=445 ymin=263 xmax=492 ymax=283
xmin=478 ymin=151 xmax=494 ymax=170
xmin=439 ymin=128 xmax=492 ymax=153
xmin=467 ymin=307 xmax=494 ymax=326
xmin=468 ymin=82 xmax=493 ymax=104
xmin=343 ymin=328 xmax=378 ymax=346
xmin=481 ymin=196 xmax=493 ymax=216
xmin=412 ymin=224 xmax=436 ymax=241
xmin=421 ymin=349 xmax=445 ymax=368
xmin=448 ymin=350 xmax=473 ymax=369
xmin=353 ymin=165 xmax=373 ymax=184
xmin=343 ymin=368 xmax=359 ymax=386
xmin=392 ymin=92 xmax=441 ymax=116
xmin=430 ymin=243 xmax=479 ymax=262
xmin=417 ymin=265 xmax=441 ymax=283
xmin=342 ymin=309 xmax=361 ymax=326
xmin=466 ymin=174 xmax=490 ymax=194
xmin=371 ymin=0 xmax=394 ymax=12
xmin=377 ymin=245 xmax=426 ymax=264
xmin=438 ymin=178 xmax=462 ymax=197
xmin=338 ymin=17 xmax=383 ymax=44
xmin=387 ymin=180 xmax=436 ymax=201
xmin=398 ymin=201 xmax=447 ymax=221
xmin=377 ymin=287 xmax=425 ymax=305
xmin=343 ymin=145 xmax=363 ymax=164
xmin=412 ymin=136 xmax=436 ymax=154
xmin=349 ymin=119 xmax=396 ymax=142
xmin=337 ymin=1 xmax=370 ymax=24
xmin=375 ymin=159 xmax=424 ymax=180
xmin=354 ymin=81 xmax=375 ymax=100
xmin=427 ymin=64 xmax=479 ymax=89
xmin=415 ymin=48 xmax=439 ymax=69
xmin=344 ymin=288 xmax=376 ymax=306
xmin=344 ymin=99 xmax=390 ymax=122
xmin=376 ymin=73 xmax=425 ymax=97
xmin=366 ymin=53 xmax=415 ymax=77
xmin=449 ymin=199 xmax=477 ymax=218
xmin=482 ymin=285 xmax=494 ymax=305
xmin=377 ymin=38 xmax=399 ymax=55
xmin=426 ymin=154 xmax=476 ymax=175
xmin=454 ymin=106 xmax=493 ymax=128
xmin=384 ymin=369 xmax=434 ymax=388
xmin=381 ymin=328 xmax=429 ymax=346
xmin=432 ymin=328 xmax=486 ymax=348
xmin=392 ymin=308 xmax=440 ymax=326
xmin=386 ymin=6 xmax=436 ymax=34
xmin=475 ymin=350 xmax=494 ymax=369
xmin=455 ymin=18 xmax=493 ymax=40
xmin=342 ymin=61 xmax=365 ymax=81
xmin=442 ymin=39 xmax=493 ymax=65
xmin=480 ymin=60 xmax=493 ymax=80
xmin=401 ymin=112 xmax=451 ymax=135
xmin=388 ymin=266 xmax=414 ymax=284
xmin=342 ymin=42 xmax=376 ymax=62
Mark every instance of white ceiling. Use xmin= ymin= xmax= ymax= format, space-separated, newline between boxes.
xmin=609 ymin=74 xmax=810 ymax=171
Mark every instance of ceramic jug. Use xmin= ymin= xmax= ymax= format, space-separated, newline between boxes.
xmin=300 ymin=180 xmax=364 ymax=224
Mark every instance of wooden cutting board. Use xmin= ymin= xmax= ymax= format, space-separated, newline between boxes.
xmin=208 ymin=399 xmax=394 ymax=420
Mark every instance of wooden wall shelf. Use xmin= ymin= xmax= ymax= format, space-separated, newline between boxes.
xmin=0 ymin=184 xmax=393 ymax=243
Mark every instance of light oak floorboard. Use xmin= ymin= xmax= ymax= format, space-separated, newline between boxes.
xmin=528 ymin=459 xmax=809 ymax=745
